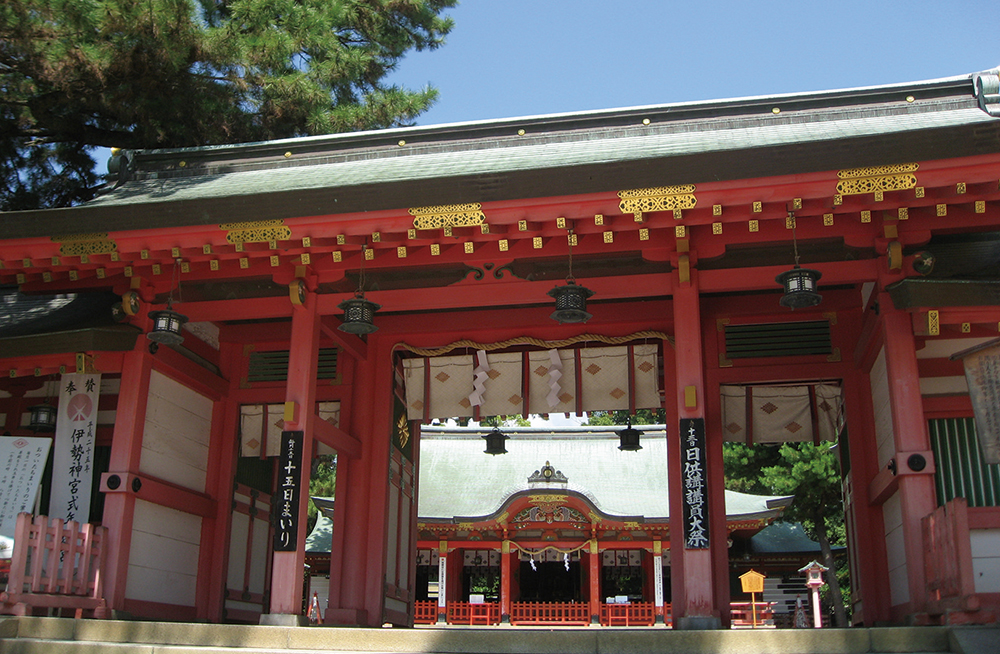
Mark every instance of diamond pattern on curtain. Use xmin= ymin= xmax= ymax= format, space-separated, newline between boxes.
xmin=721 ymin=383 xmax=841 ymax=444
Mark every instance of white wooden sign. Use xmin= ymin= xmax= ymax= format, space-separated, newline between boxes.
xmin=0 ymin=436 xmax=51 ymax=539
xmin=49 ymin=373 xmax=101 ymax=524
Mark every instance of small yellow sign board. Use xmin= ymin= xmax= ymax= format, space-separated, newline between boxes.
xmin=739 ymin=569 xmax=765 ymax=594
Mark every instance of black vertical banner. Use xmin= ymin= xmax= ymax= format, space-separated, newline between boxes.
xmin=273 ymin=430 xmax=303 ymax=552
xmin=680 ymin=418 xmax=710 ymax=549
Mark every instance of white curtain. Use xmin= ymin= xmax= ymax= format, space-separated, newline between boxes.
xmin=721 ymin=383 xmax=842 ymax=443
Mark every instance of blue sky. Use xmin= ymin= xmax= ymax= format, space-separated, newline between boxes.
xmin=387 ymin=0 xmax=999 ymax=127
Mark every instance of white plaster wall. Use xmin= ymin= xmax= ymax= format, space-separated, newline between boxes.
xmin=870 ymin=347 xmax=895 ymax=469
xmin=139 ymin=370 xmax=212 ymax=492
xmin=125 ymin=499 xmax=201 ymax=606
xmin=882 ymin=492 xmax=909 ymax=606
xmin=970 ymin=528 xmax=1000 ymax=594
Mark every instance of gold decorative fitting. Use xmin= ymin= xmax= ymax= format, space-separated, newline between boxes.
xmin=634 ymin=211 xmax=644 ymax=222
xmin=791 ymin=198 xmax=802 ymax=210
xmin=124 ymin=266 xmax=133 ymax=277
xmin=210 ymin=260 xmax=219 ymax=271
xmin=568 ymin=233 xmax=577 ymax=247
xmin=749 ymin=219 xmax=759 ymax=232
xmin=675 ymin=225 xmax=686 ymax=238
xmin=957 ymin=182 xmax=967 ymax=194
xmin=518 ymin=220 xmax=527 ymax=231
xmin=332 ymin=252 xmax=342 ymax=262
xmin=16 ymin=273 xmax=25 ymax=284
xmin=936 ymin=204 xmax=947 ymax=217
xmin=639 ymin=228 xmax=649 ymax=241
xmin=785 ymin=215 xmax=796 ymax=229
xmin=752 ymin=201 xmax=762 ymax=213
xmin=827 ymin=348 xmax=842 ymax=363
xmin=69 ymin=270 xmax=78 ymax=281
xmin=481 ymin=224 xmax=490 ymax=234
xmin=962 ymin=322 xmax=972 ymax=333
xmin=532 ymin=237 xmax=543 ymax=249
xmin=42 ymin=272 xmax=52 ymax=283
xmin=270 ymin=255 xmax=280 ymax=267
xmin=371 ymin=232 xmax=381 ymax=243
xmin=300 ymin=253 xmax=311 ymax=265
xmin=712 ymin=222 xmax=723 ymax=235
xmin=824 ymin=213 xmax=834 ymax=226
xmin=498 ymin=240 xmax=508 ymax=252
xmin=875 ymin=190 xmax=884 ymax=202
xmin=51 ymin=257 xmax=60 ymax=266
xmin=80 ymin=254 xmax=89 ymax=264
xmin=202 ymin=244 xmax=212 ymax=254
xmin=178 ymin=161 xmax=186 ymax=168
xmin=464 ymin=242 xmax=474 ymax=254
xmin=833 ymin=195 xmax=843 ymax=205
xmin=152 ymin=263 xmax=161 ymax=275
xmin=928 ymin=310 xmax=940 ymax=336
xmin=180 ymin=262 xmax=190 ymax=274
xmin=836 ymin=163 xmax=919 ymax=196
xmin=239 ymin=258 xmax=249 ymax=269
xmin=96 ymin=269 xmax=105 ymax=279
xmin=409 ymin=203 xmax=485 ymax=230
xmin=364 ymin=248 xmax=374 ymax=260
xmin=861 ymin=210 xmax=872 ymax=223
xmin=673 ymin=209 xmax=683 ymax=220
xmin=397 ymin=246 xmax=407 ymax=258
xmin=556 ymin=217 xmax=566 ymax=229
xmin=617 ymin=185 xmax=697 ymax=219
xmin=898 ymin=207 xmax=909 ymax=220
xmin=140 ymin=250 xmax=149 ymax=260
xmin=642 ymin=118 xmax=650 ymax=125
xmin=407 ymin=229 xmax=416 ymax=239
xmin=284 ymin=151 xmax=292 ymax=158
xmin=235 ymin=243 xmax=244 ymax=252
xmin=337 ymin=235 xmax=346 ymax=245
xmin=397 ymin=140 xmax=406 ymax=147
xmin=302 ymin=237 xmax=312 ymax=247
xmin=517 ymin=129 xmax=525 ymax=136
xmin=594 ymin=214 xmax=604 ymax=225
xmin=222 ymin=219 xmax=291 ymax=244
xmin=603 ymin=231 xmax=614 ymax=244
xmin=888 ymin=241 xmax=903 ymax=270
xmin=52 ymin=233 xmax=118 ymax=257
xmin=21 ymin=259 xmax=31 ymax=268
xmin=906 ymin=95 xmax=915 ymax=103
xmin=915 ymin=187 xmax=925 ymax=198
xmin=110 ymin=252 xmax=120 ymax=262
xmin=771 ymin=107 xmax=780 ymax=114
xmin=431 ymin=244 xmax=441 ymax=256
xmin=976 ymin=201 xmax=986 ymax=213
xmin=713 ymin=204 xmax=722 ymax=216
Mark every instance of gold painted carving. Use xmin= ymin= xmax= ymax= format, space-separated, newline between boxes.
xmin=836 ymin=163 xmax=918 ymax=196
xmin=409 ymin=203 xmax=485 ymax=230
xmin=222 ymin=219 xmax=292 ymax=244
xmin=53 ymin=233 xmax=118 ymax=257
xmin=618 ymin=185 xmax=697 ymax=220
xmin=928 ymin=310 xmax=940 ymax=336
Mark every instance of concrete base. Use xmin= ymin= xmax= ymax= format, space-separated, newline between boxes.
xmin=675 ymin=615 xmax=722 ymax=630
xmin=259 ymin=613 xmax=309 ymax=627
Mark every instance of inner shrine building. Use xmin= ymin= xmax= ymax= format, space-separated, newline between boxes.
xmin=2 ymin=66 xmax=1000 ymax=628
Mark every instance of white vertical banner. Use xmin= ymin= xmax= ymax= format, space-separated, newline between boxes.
xmin=49 ymin=373 xmax=101 ymax=524
xmin=0 ymin=436 xmax=52 ymax=539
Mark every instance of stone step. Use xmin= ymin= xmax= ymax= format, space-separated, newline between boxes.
xmin=0 ymin=616 xmax=976 ymax=654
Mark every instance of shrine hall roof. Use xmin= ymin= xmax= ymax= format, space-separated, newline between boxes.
xmin=3 ymin=67 xmax=999 ymax=238
xmin=416 ymin=426 xmax=792 ymax=522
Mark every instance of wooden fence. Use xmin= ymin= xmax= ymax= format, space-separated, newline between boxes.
xmin=0 ymin=513 xmax=108 ymax=617
xmin=600 ymin=601 xmax=656 ymax=626
xmin=510 ymin=601 xmax=590 ymax=625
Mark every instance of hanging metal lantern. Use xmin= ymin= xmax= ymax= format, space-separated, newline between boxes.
xmin=147 ymin=307 xmax=188 ymax=353
xmin=617 ymin=419 xmax=643 ymax=451
xmin=775 ymin=265 xmax=823 ymax=309
xmin=28 ymin=402 xmax=57 ymax=433
xmin=482 ymin=427 xmax=509 ymax=455
xmin=338 ymin=294 xmax=381 ymax=334
xmin=548 ymin=281 xmax=594 ymax=324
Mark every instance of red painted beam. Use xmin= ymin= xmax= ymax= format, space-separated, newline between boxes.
xmin=313 ymin=415 xmax=361 ymax=459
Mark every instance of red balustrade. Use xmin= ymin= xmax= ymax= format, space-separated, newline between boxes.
xmin=510 ymin=601 xmax=590 ymax=626
xmin=729 ymin=601 xmax=774 ymax=627
xmin=600 ymin=601 xmax=655 ymax=626
xmin=414 ymin=600 xmax=437 ymax=624
xmin=447 ymin=601 xmax=500 ymax=625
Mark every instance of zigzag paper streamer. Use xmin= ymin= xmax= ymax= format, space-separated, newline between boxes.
xmin=546 ymin=349 xmax=563 ymax=408
xmin=468 ymin=349 xmax=490 ymax=407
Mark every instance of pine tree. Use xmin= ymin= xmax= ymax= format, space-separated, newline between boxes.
xmin=0 ymin=0 xmax=455 ymax=210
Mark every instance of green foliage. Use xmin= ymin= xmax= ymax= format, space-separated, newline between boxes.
xmin=585 ymin=409 xmax=664 ymax=426
xmin=306 ymin=454 xmax=337 ymax=533
xmin=1 ymin=0 xmax=455 ymax=209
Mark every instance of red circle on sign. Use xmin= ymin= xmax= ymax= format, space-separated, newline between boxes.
xmin=66 ymin=394 xmax=93 ymax=421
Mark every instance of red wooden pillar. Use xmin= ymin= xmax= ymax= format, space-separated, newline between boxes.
xmin=670 ymin=274 xmax=721 ymax=629
xmin=500 ymin=540 xmax=512 ymax=623
xmin=880 ymin=295 xmax=937 ymax=618
xmin=101 ymin=339 xmax=153 ymax=612
xmin=588 ymin=539 xmax=601 ymax=624
xmin=841 ymin=367 xmax=891 ymax=625
xmin=265 ymin=294 xmax=320 ymax=623
xmin=652 ymin=541 xmax=666 ymax=624
xmin=437 ymin=541 xmax=449 ymax=623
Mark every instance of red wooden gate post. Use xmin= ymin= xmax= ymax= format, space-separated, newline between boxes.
xmin=588 ymin=539 xmax=601 ymax=624
xmin=670 ymin=272 xmax=721 ymax=629
xmin=500 ymin=540 xmax=512 ymax=623
xmin=880 ymin=295 xmax=937 ymax=619
xmin=265 ymin=293 xmax=320 ymax=624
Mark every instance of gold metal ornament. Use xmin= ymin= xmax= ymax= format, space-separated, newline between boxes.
xmin=836 ymin=163 xmax=918 ymax=196
xmin=409 ymin=203 xmax=485 ymax=230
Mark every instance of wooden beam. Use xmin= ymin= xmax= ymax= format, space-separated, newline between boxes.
xmin=319 ymin=317 xmax=367 ymax=362
xmin=313 ymin=415 xmax=362 ymax=459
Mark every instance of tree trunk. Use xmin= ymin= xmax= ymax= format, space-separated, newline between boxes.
xmin=814 ymin=520 xmax=848 ymax=627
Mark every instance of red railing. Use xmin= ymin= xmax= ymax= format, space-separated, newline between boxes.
xmin=600 ymin=601 xmax=655 ymax=626
xmin=729 ymin=601 xmax=774 ymax=627
xmin=0 ymin=513 xmax=108 ymax=617
xmin=447 ymin=601 xmax=500 ymax=625
xmin=510 ymin=601 xmax=590 ymax=625
xmin=414 ymin=600 xmax=437 ymax=624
